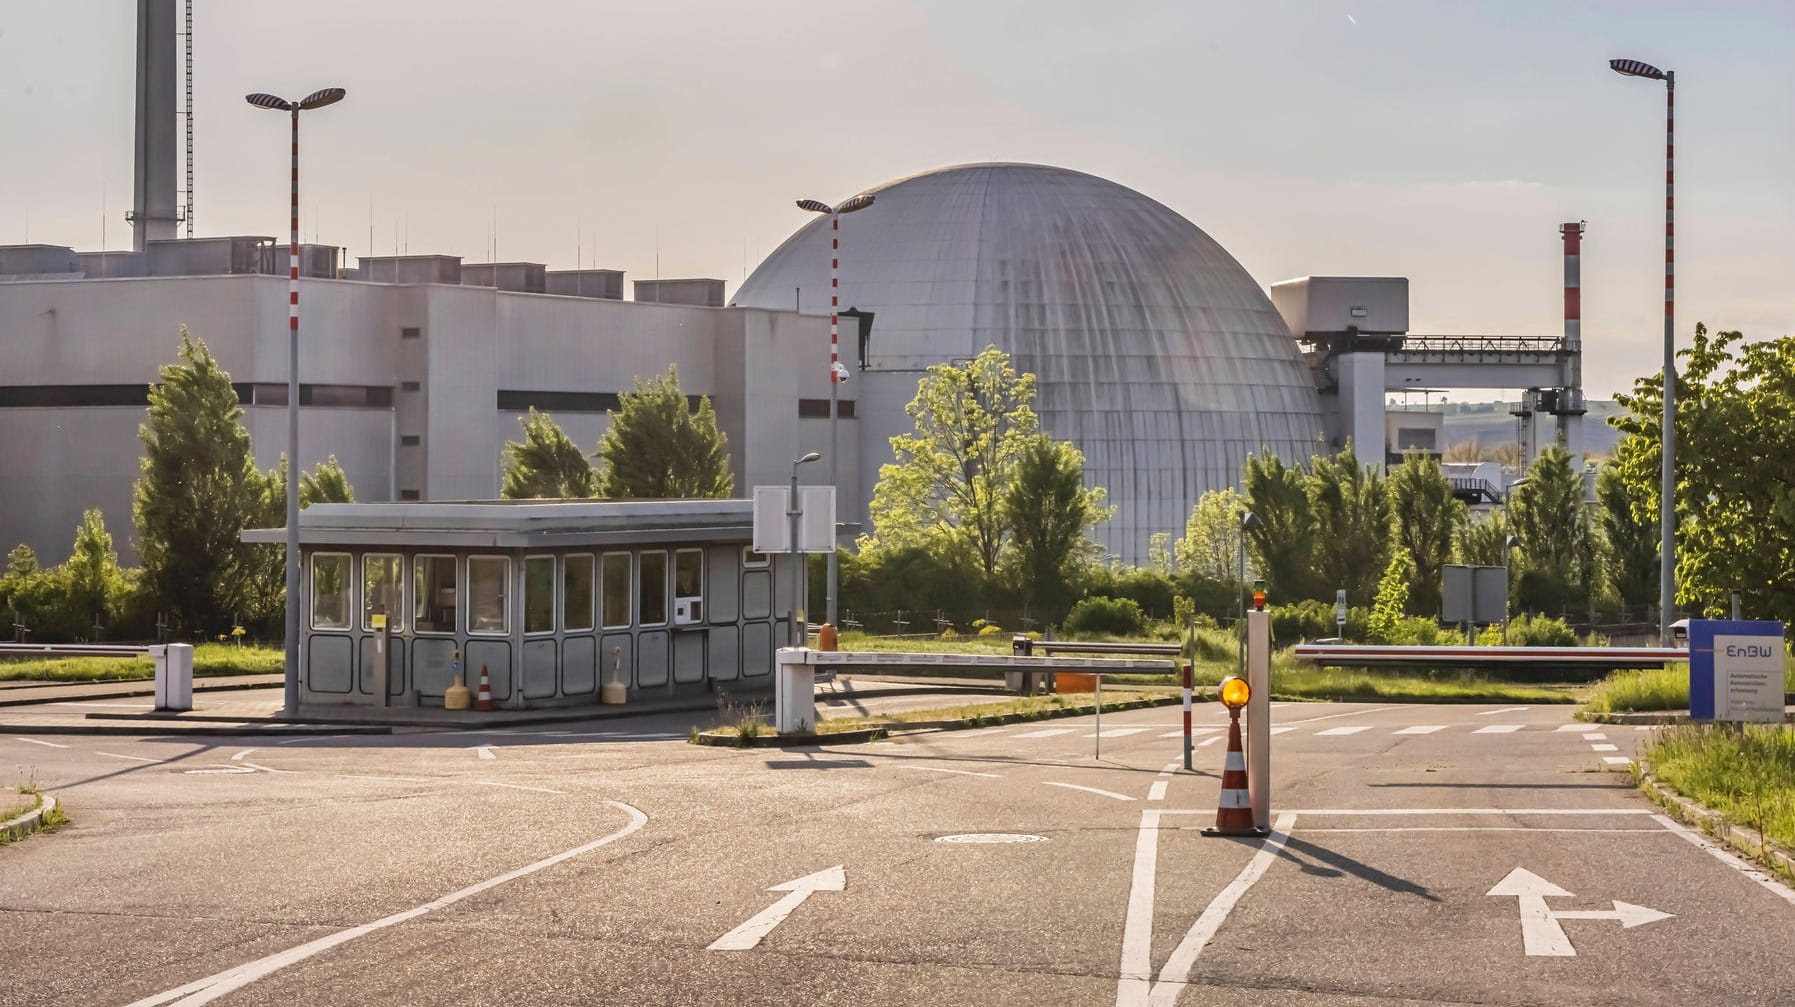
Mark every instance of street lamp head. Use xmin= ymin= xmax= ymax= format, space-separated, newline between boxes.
xmin=1610 ymin=58 xmax=1666 ymax=80
xmin=836 ymin=194 xmax=876 ymax=215
xmin=796 ymin=451 xmax=822 ymax=466
xmin=245 ymin=92 xmax=294 ymax=111
xmin=1240 ymin=510 xmax=1263 ymax=532
xmin=796 ymin=199 xmax=832 ymax=214
xmin=1505 ymin=535 xmax=1521 ymax=551
xmin=298 ymin=86 xmax=347 ymax=110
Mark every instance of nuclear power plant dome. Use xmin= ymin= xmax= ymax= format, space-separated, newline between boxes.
xmin=734 ymin=162 xmax=1326 ymax=562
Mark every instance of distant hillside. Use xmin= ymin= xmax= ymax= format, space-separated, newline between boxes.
xmin=1433 ymin=400 xmax=1627 ymax=459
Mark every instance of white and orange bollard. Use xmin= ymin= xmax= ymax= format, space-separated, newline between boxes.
xmin=474 ymin=663 xmax=494 ymax=712
xmin=1204 ymin=675 xmax=1265 ymax=836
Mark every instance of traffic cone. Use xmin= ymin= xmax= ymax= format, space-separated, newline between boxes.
xmin=1203 ymin=708 xmax=1263 ymax=836
xmin=474 ymin=664 xmax=494 ymax=712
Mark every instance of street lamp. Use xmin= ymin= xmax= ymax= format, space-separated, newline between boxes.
xmin=1609 ymin=57 xmax=1677 ymax=645
xmin=1502 ymin=534 xmax=1522 ymax=644
xmin=795 ymin=194 xmax=876 ymax=631
xmin=246 ymin=86 xmax=347 ymax=717
xmin=1238 ymin=510 xmax=1262 ymax=671
xmin=788 ymin=452 xmax=821 ymax=648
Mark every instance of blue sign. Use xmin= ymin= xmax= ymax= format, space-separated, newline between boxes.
xmin=1689 ymin=620 xmax=1786 ymax=722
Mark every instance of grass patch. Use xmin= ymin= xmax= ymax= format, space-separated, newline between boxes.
xmin=0 ymin=644 xmax=283 ymax=684
xmin=1646 ymin=724 xmax=1795 ymax=853
xmin=1270 ymin=661 xmax=1577 ymax=704
xmin=1581 ymin=665 xmax=1690 ymax=715
xmin=1 ymin=788 xmax=36 ymax=822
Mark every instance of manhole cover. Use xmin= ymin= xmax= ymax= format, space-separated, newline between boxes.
xmin=934 ymin=833 xmax=1049 ymax=844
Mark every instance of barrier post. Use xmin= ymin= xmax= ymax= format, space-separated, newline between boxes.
xmin=1182 ymin=663 xmax=1194 ymax=771
xmin=1094 ymin=672 xmax=1102 ymax=760
xmin=1246 ymin=608 xmax=1271 ymax=831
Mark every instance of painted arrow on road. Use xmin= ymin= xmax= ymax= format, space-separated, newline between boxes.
xmin=707 ymin=866 xmax=846 ymax=951
xmin=1488 ymin=867 xmax=1673 ymax=956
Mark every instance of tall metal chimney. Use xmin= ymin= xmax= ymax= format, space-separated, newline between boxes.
xmin=1555 ymin=221 xmax=1588 ymax=465
xmin=132 ymin=0 xmax=180 ymax=251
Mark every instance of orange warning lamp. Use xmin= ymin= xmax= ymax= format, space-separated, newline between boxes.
xmin=1219 ymin=675 xmax=1251 ymax=710
xmin=1252 ymin=579 xmax=1266 ymax=612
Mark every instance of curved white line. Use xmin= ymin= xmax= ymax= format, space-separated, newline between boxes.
xmin=123 ymin=800 xmax=649 ymax=1007
xmin=1045 ymin=781 xmax=1135 ymax=802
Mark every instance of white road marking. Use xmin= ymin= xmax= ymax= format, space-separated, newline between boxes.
xmin=183 ymin=765 xmax=255 ymax=775
xmin=1012 ymin=728 xmax=1076 ymax=739
xmin=96 ymin=751 xmax=162 ymax=764
xmin=1487 ymin=867 xmax=1671 ymax=957
xmin=707 ymin=866 xmax=845 ymax=951
xmin=1478 ymin=707 xmax=1531 ymax=716
xmin=1315 ymin=726 xmax=1371 ymax=736
xmin=1394 ymin=726 xmax=1445 ymax=735
xmin=341 ymin=774 xmax=431 ymax=784
xmin=1604 ymin=756 xmax=1634 ymax=765
xmin=893 ymin=765 xmax=1002 ymax=779
xmin=474 ymin=746 xmax=496 ymax=760
xmin=1159 ymin=728 xmax=1221 ymax=738
xmin=1583 ymin=733 xmax=1607 ymax=741
xmin=237 ymin=761 xmax=290 ymax=774
xmin=469 ymin=781 xmax=567 ymax=795
xmin=127 ymin=801 xmax=647 ymax=1006
xmin=1087 ymin=728 xmax=1148 ymax=739
xmin=1474 ymin=724 xmax=1524 ymax=734
xmin=1268 ymin=726 xmax=1296 ymax=736
xmin=1147 ymin=781 xmax=1168 ymax=801
xmin=1273 ymin=706 xmax=1399 ymax=726
xmin=1651 ymin=813 xmax=1795 ymax=908
xmin=230 ymin=749 xmax=257 ymax=761
xmin=12 ymin=737 xmax=68 ymax=749
xmin=1591 ymin=744 xmax=1619 ymax=752
xmin=1117 ymin=810 xmax=1164 ymax=995
xmin=1136 ymin=813 xmax=1298 ymax=1005
xmin=1044 ymin=781 xmax=1135 ymax=802
xmin=275 ymin=734 xmax=348 ymax=745
xmin=1197 ymin=736 xmax=1224 ymax=748
xmin=1556 ymin=723 xmax=1593 ymax=732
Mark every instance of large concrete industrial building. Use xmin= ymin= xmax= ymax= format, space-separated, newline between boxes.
xmin=0 ymin=1 xmax=1593 ymax=571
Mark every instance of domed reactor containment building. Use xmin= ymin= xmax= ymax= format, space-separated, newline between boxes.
xmin=734 ymin=163 xmax=1326 ymax=563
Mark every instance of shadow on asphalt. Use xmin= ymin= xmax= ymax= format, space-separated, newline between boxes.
xmin=41 ymin=741 xmax=228 ymax=791
xmin=1275 ymin=835 xmax=1442 ymax=902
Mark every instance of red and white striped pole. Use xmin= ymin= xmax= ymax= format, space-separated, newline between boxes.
xmin=1181 ymin=663 xmax=1194 ymax=770
xmin=1658 ymin=71 xmax=1676 ymax=646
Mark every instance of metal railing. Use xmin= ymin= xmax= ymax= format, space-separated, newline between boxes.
xmin=0 ymin=643 xmax=151 ymax=658
xmin=1393 ymin=334 xmax=1565 ymax=356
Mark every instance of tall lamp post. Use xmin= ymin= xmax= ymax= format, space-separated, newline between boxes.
xmin=1238 ymin=510 xmax=1262 ymax=671
xmin=788 ymin=452 xmax=821 ymax=648
xmin=246 ymin=86 xmax=347 ymax=717
xmin=1609 ymin=57 xmax=1676 ymax=645
xmin=795 ymin=194 xmax=875 ymax=630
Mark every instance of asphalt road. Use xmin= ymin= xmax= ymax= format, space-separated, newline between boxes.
xmin=2 ymin=700 xmax=1790 ymax=1005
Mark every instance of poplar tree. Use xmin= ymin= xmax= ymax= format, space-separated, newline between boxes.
xmin=596 ymin=367 xmax=733 ymax=499
xmin=501 ymin=409 xmax=597 ymax=499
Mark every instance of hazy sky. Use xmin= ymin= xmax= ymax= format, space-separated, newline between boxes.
xmin=3 ymin=1 xmax=1790 ymax=399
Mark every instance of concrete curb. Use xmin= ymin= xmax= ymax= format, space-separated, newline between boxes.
xmin=692 ymin=727 xmax=889 ymax=748
xmin=0 ymin=676 xmax=283 ymax=709
xmin=0 ymin=722 xmax=391 ymax=737
xmin=1637 ymin=768 xmax=1795 ymax=884
xmin=1 ymin=791 xmax=58 ymax=843
xmin=1579 ymin=709 xmax=1795 ymax=725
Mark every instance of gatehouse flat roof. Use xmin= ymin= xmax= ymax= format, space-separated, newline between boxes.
xmin=242 ymin=499 xmax=755 ymax=550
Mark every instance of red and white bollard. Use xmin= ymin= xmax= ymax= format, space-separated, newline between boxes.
xmin=1181 ymin=663 xmax=1195 ymax=771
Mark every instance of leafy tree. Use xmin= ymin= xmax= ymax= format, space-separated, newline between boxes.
xmin=133 ymin=329 xmax=266 ymax=634
xmin=1242 ymin=451 xmax=1318 ymax=603
xmin=1 ymin=545 xmax=42 ymax=633
xmin=301 ymin=455 xmax=355 ymax=506
xmin=1002 ymin=435 xmax=1109 ymax=616
xmin=502 ymin=409 xmax=596 ymax=499
xmin=1455 ymin=509 xmax=1510 ymax=568
xmin=1596 ymin=460 xmax=1657 ymax=614
xmin=1175 ymin=488 xmax=1249 ymax=587
xmin=1366 ymin=551 xmax=1414 ymax=644
xmin=1389 ymin=453 xmax=1465 ymax=616
xmin=1613 ymin=324 xmax=1795 ymax=622
xmin=66 ymin=510 xmax=123 ymax=631
xmin=596 ymin=366 xmax=733 ymax=499
xmin=864 ymin=346 xmax=1039 ymax=579
xmin=1307 ymin=442 xmax=1391 ymax=607
xmin=1509 ymin=445 xmax=1595 ymax=612
xmin=1146 ymin=532 xmax=1174 ymax=577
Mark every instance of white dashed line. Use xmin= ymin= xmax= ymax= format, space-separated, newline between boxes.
xmin=1583 ymin=733 xmax=1607 ymax=741
xmin=893 ymin=765 xmax=1002 ymax=779
xmin=1148 ymin=781 xmax=1168 ymax=801
xmin=1012 ymin=728 xmax=1077 ymax=739
xmin=1591 ymin=744 xmax=1619 ymax=752
xmin=96 ymin=751 xmax=162 ymax=764
xmin=1159 ymin=728 xmax=1222 ymax=738
xmin=1044 ymin=782 xmax=1136 ymax=802
xmin=1473 ymin=725 xmax=1524 ymax=734
xmin=1603 ymin=756 xmax=1634 ymax=765
xmin=1477 ymin=707 xmax=1530 ymax=716
xmin=1087 ymin=728 xmax=1148 ymax=739
xmin=1394 ymin=726 xmax=1445 ymax=735
xmin=12 ymin=737 xmax=68 ymax=749
xmin=1316 ymin=726 xmax=1371 ymax=736
xmin=474 ymin=746 xmax=496 ymax=760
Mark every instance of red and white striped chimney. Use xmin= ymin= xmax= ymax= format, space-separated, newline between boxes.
xmin=1560 ymin=221 xmax=1583 ymax=352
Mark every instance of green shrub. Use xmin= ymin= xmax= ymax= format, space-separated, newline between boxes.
xmin=1063 ymin=595 xmax=1146 ymax=637
xmin=1474 ymin=613 xmax=1579 ymax=647
xmin=1268 ymin=599 xmax=1370 ymax=642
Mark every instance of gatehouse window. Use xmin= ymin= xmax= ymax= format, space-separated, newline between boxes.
xmin=363 ymin=554 xmax=404 ymax=632
xmin=415 ymin=555 xmax=458 ymax=634
xmin=469 ymin=556 xmax=510 ymax=635
xmin=310 ymin=553 xmax=352 ymax=630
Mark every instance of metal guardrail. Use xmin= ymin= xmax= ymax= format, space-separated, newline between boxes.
xmin=0 ymin=643 xmax=152 ymax=658
xmin=1291 ymin=643 xmax=1686 ymax=670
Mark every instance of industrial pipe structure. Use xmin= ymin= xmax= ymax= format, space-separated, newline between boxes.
xmin=1610 ymin=57 xmax=1677 ymax=645
xmin=246 ymin=86 xmax=347 ymax=716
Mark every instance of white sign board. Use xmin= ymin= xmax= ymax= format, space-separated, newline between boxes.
xmin=751 ymin=485 xmax=837 ymax=554
xmin=1715 ymin=633 xmax=1786 ymax=722
xmin=1335 ymin=589 xmax=1347 ymax=625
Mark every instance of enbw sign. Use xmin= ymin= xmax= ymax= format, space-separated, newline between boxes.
xmin=1690 ymin=620 xmax=1787 ymax=723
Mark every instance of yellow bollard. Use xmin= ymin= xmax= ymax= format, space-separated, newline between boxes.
xmin=444 ymin=674 xmax=472 ymax=710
